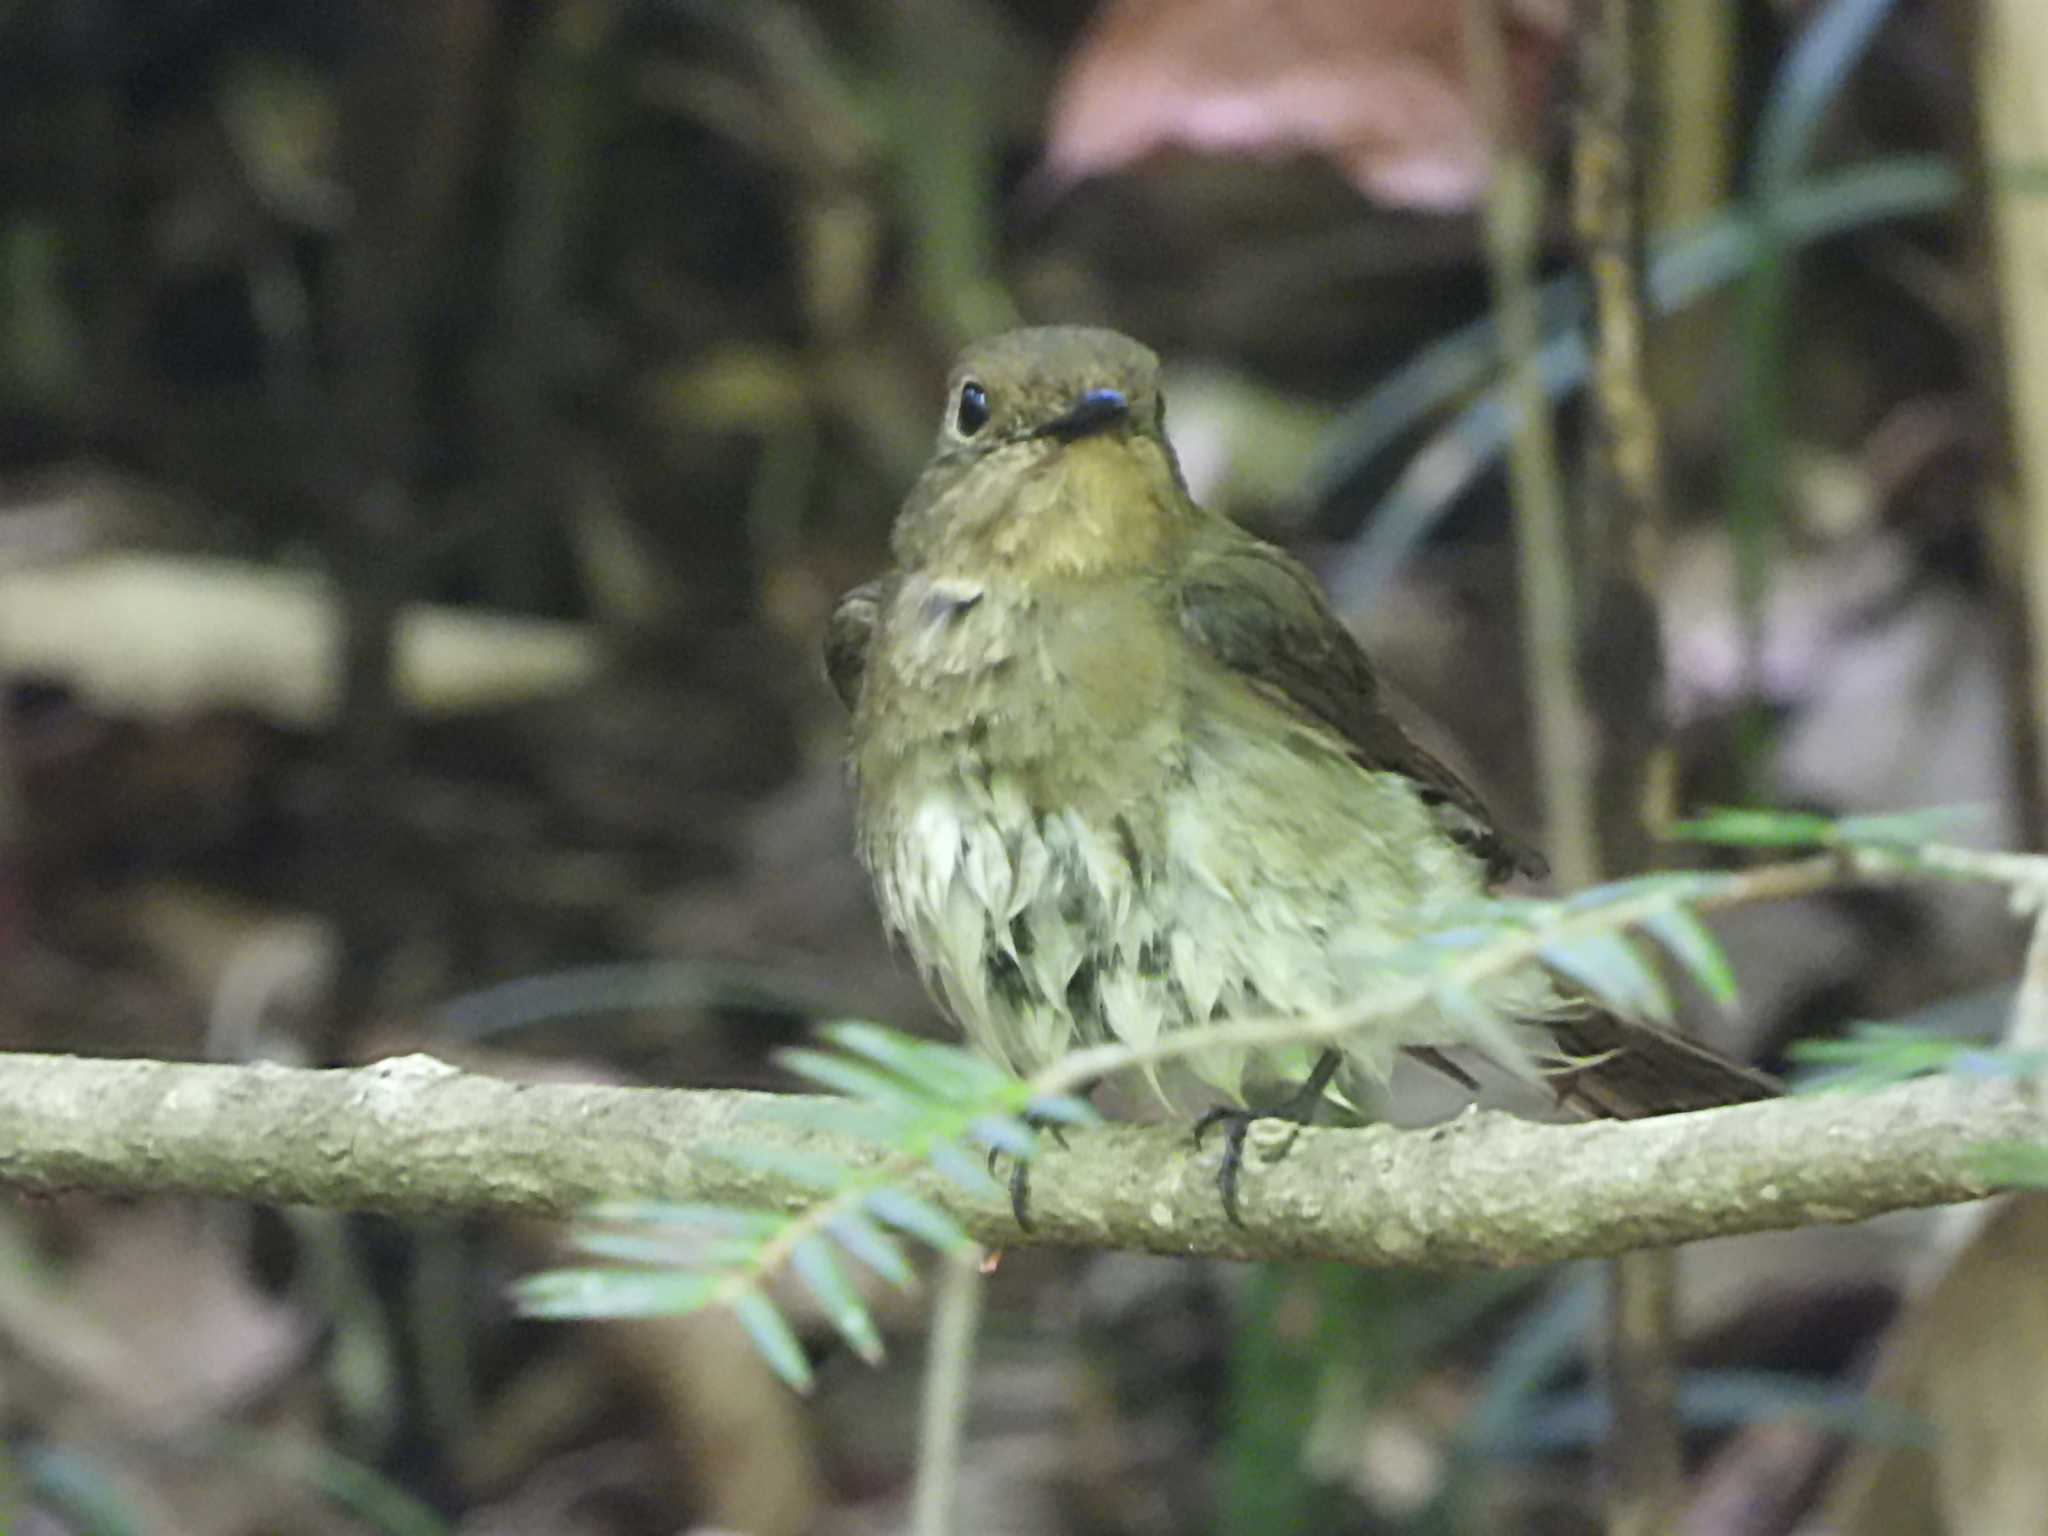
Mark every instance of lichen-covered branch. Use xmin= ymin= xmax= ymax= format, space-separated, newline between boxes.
xmin=0 ymin=1050 xmax=2034 ymax=1269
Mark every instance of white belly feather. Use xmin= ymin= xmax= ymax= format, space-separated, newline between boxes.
xmin=871 ymin=721 xmax=1561 ymax=1108
xmin=857 ymin=570 xmax=1561 ymax=1108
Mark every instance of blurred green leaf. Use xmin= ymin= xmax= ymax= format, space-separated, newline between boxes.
xmin=588 ymin=1200 xmax=781 ymax=1236
xmin=791 ymin=1237 xmax=885 ymax=1364
xmin=1540 ymin=933 xmax=1674 ymax=1023
xmin=1022 ymin=1092 xmax=1100 ymax=1127
xmin=1218 ymin=1266 xmax=1352 ymax=1534
xmin=432 ymin=961 xmax=848 ymax=1041
xmin=826 ymin=1209 xmax=917 ymax=1289
xmin=1669 ymin=804 xmax=1983 ymax=853
xmin=514 ymin=1267 xmax=718 ymax=1319
xmin=21 ymin=1446 xmax=153 ymax=1536
xmin=216 ymin=1431 xmax=454 ymax=1536
xmin=566 ymin=1229 xmax=698 ymax=1267
xmin=967 ymin=1113 xmax=1038 ymax=1159
xmin=1666 ymin=807 xmax=1841 ymax=848
xmin=776 ymin=1046 xmax=928 ymax=1108
xmin=713 ymin=1143 xmax=859 ymax=1191
xmin=746 ymin=1094 xmax=908 ymax=1145
xmin=865 ymin=1187 xmax=972 ymax=1253
xmin=927 ymin=1138 xmax=1005 ymax=1198
xmin=825 ymin=1021 xmax=1012 ymax=1100
xmin=1640 ymin=906 xmax=1740 ymax=1010
xmin=734 ymin=1290 xmax=814 ymax=1393
xmin=1785 ymin=1022 xmax=2042 ymax=1091
xmin=1473 ymin=1369 xmax=1930 ymax=1456
xmin=1788 ymin=1022 xmax=1960 ymax=1090
xmin=1559 ymin=872 xmax=1701 ymax=913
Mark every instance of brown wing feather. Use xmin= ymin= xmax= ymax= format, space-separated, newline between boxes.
xmin=1174 ymin=539 xmax=1546 ymax=884
xmin=824 ymin=578 xmax=886 ymax=711
xmin=1173 ymin=536 xmax=1781 ymax=1111
xmin=1545 ymin=1012 xmax=1781 ymax=1115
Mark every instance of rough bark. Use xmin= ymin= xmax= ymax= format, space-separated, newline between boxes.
xmin=0 ymin=1050 xmax=2032 ymax=1269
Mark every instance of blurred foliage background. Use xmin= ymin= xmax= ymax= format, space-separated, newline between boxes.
xmin=0 ymin=0 xmax=2042 ymax=1532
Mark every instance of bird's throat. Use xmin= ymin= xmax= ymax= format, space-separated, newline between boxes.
xmin=920 ymin=434 xmax=1184 ymax=585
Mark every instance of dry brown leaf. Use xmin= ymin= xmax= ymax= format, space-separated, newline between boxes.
xmin=1043 ymin=0 xmax=1565 ymax=210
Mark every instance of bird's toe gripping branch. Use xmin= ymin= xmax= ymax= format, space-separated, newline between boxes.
xmin=1192 ymin=1047 xmax=1343 ymax=1225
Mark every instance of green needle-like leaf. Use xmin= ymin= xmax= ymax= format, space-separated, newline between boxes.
xmin=776 ymin=1047 xmax=928 ymax=1109
xmin=791 ymin=1238 xmax=885 ymax=1364
xmin=733 ymin=1290 xmax=814 ymax=1392
xmin=587 ymin=1201 xmax=782 ymax=1237
xmin=1541 ymin=933 xmax=1675 ymax=1023
xmin=1666 ymin=808 xmax=1841 ymax=847
xmin=567 ymin=1229 xmax=704 ymax=1268
xmin=928 ymin=1138 xmax=1005 ymax=1197
xmin=747 ymin=1095 xmax=909 ymax=1145
xmin=515 ymin=1267 xmax=718 ymax=1319
xmin=1787 ymin=1023 xmax=1959 ymax=1090
xmin=865 ymin=1187 xmax=973 ymax=1253
xmin=713 ymin=1144 xmax=859 ymax=1191
xmin=968 ymin=1114 xmax=1038 ymax=1159
xmin=1022 ymin=1092 xmax=1100 ymax=1127
xmin=1789 ymin=1023 xmax=2042 ymax=1092
xmin=825 ymin=1022 xmax=1004 ymax=1099
xmin=1640 ymin=905 xmax=1740 ymax=1010
xmin=826 ymin=1210 xmax=917 ymax=1289
xmin=1560 ymin=872 xmax=1699 ymax=913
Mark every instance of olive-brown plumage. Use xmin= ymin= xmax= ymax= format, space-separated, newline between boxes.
xmin=830 ymin=326 xmax=1771 ymax=1174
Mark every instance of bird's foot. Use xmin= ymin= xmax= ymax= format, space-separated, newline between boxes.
xmin=1193 ymin=1049 xmax=1342 ymax=1226
xmin=985 ymin=1113 xmax=1074 ymax=1234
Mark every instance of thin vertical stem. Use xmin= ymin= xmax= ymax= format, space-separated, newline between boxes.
xmin=1604 ymin=1252 xmax=1681 ymax=1532
xmin=1577 ymin=1 xmax=1687 ymax=1527
xmin=1462 ymin=0 xmax=1601 ymax=892
xmin=319 ymin=0 xmax=494 ymax=1046
xmin=911 ymin=1247 xmax=987 ymax=1536
xmin=1979 ymin=0 xmax=2048 ymax=837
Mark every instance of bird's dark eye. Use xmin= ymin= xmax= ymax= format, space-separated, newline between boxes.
xmin=955 ymin=380 xmax=990 ymax=436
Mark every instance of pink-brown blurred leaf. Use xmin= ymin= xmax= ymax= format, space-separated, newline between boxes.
xmin=1044 ymin=0 xmax=1565 ymax=210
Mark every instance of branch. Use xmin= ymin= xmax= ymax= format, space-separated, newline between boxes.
xmin=1 ymin=1051 xmax=2033 ymax=1269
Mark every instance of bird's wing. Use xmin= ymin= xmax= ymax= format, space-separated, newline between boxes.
xmin=824 ymin=578 xmax=887 ymax=710
xmin=1174 ymin=538 xmax=1547 ymax=884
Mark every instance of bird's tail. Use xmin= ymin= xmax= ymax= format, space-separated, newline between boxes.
xmin=1540 ymin=1012 xmax=1780 ymax=1118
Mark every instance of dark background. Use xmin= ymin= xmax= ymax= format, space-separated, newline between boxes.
xmin=0 ymin=1 xmax=2032 ymax=1532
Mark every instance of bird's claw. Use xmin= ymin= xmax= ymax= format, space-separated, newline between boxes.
xmin=1190 ymin=1105 xmax=1228 ymax=1149
xmin=1192 ymin=1049 xmax=1342 ymax=1227
xmin=1006 ymin=1156 xmax=1035 ymax=1233
xmin=985 ymin=1113 xmax=1077 ymax=1234
xmin=1191 ymin=1107 xmax=1262 ymax=1225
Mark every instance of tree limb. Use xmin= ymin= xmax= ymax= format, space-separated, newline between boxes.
xmin=0 ymin=1051 xmax=2035 ymax=1268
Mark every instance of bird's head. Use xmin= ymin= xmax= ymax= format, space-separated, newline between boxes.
xmin=892 ymin=326 xmax=1195 ymax=579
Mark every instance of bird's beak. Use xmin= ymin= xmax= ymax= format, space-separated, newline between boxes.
xmin=1037 ymin=387 xmax=1130 ymax=442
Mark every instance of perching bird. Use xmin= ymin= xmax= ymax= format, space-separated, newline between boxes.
xmin=827 ymin=325 xmax=1774 ymax=1222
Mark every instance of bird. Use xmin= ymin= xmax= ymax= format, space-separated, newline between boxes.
xmin=826 ymin=324 xmax=1775 ymax=1224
